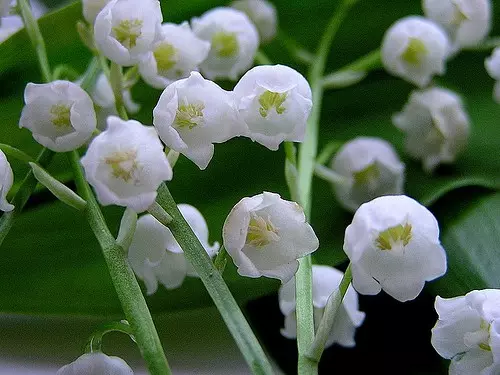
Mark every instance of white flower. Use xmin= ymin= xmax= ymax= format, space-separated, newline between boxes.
xmin=0 ymin=150 xmax=14 ymax=212
xmin=191 ymin=7 xmax=259 ymax=80
xmin=19 ymin=80 xmax=97 ymax=152
xmin=82 ymin=0 xmax=112 ymax=24
xmin=94 ymin=0 xmax=163 ymax=66
xmin=128 ymin=204 xmax=219 ymax=294
xmin=0 ymin=15 xmax=21 ymax=43
xmin=485 ymin=47 xmax=500 ymax=103
xmin=231 ymin=0 xmax=277 ymax=43
xmin=330 ymin=137 xmax=405 ymax=212
xmin=431 ymin=289 xmax=500 ymax=375
xmin=279 ymin=265 xmax=365 ymax=348
xmin=381 ymin=16 xmax=450 ymax=87
xmin=153 ymin=71 xmax=243 ymax=170
xmin=57 ymin=352 xmax=133 ymax=375
xmin=222 ymin=192 xmax=319 ymax=283
xmin=393 ymin=87 xmax=470 ymax=173
xmin=233 ymin=64 xmax=312 ymax=150
xmin=422 ymin=0 xmax=492 ymax=51
xmin=138 ymin=22 xmax=210 ymax=89
xmin=343 ymin=195 xmax=447 ymax=302
xmin=81 ymin=116 xmax=172 ymax=212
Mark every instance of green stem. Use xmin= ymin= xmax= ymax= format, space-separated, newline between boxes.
xmin=316 ymin=141 xmax=343 ymax=165
xmin=255 ymin=50 xmax=273 ymax=65
xmin=155 ymin=184 xmax=274 ymax=375
xmin=79 ymin=57 xmax=101 ymax=91
xmin=277 ymin=29 xmax=314 ymax=65
xmin=86 ymin=321 xmax=134 ymax=353
xmin=110 ymin=62 xmax=129 ymax=120
xmin=296 ymin=1 xmax=358 ymax=373
xmin=68 ymin=151 xmax=172 ymax=375
xmin=314 ymin=164 xmax=349 ymax=186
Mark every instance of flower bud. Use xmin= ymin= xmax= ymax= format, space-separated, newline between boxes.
xmin=57 ymin=352 xmax=133 ymax=375
xmin=128 ymin=204 xmax=219 ymax=294
xmin=381 ymin=16 xmax=450 ymax=87
xmin=231 ymin=0 xmax=277 ymax=43
xmin=485 ymin=47 xmax=500 ymax=103
xmin=392 ymin=87 xmax=470 ymax=173
xmin=94 ymin=0 xmax=163 ymax=66
xmin=423 ymin=0 xmax=492 ymax=51
xmin=279 ymin=265 xmax=365 ymax=348
xmin=223 ymin=192 xmax=319 ymax=283
xmin=233 ymin=64 xmax=312 ymax=150
xmin=153 ymin=71 xmax=243 ymax=170
xmin=191 ymin=7 xmax=259 ymax=80
xmin=330 ymin=137 xmax=405 ymax=212
xmin=19 ymin=81 xmax=97 ymax=152
xmin=81 ymin=116 xmax=172 ymax=212
xmin=0 ymin=150 xmax=14 ymax=212
xmin=431 ymin=289 xmax=500 ymax=375
xmin=138 ymin=22 xmax=210 ymax=89
xmin=344 ymin=195 xmax=447 ymax=302
xmin=82 ymin=0 xmax=111 ymax=24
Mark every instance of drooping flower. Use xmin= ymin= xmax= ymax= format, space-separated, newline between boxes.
xmin=233 ymin=64 xmax=312 ymax=150
xmin=191 ymin=7 xmax=259 ymax=80
xmin=0 ymin=150 xmax=14 ymax=212
xmin=422 ymin=0 xmax=492 ymax=51
xmin=19 ymin=80 xmax=97 ymax=152
xmin=485 ymin=47 xmax=500 ymax=103
xmin=94 ymin=0 xmax=163 ymax=66
xmin=153 ymin=71 xmax=244 ymax=170
xmin=223 ymin=192 xmax=319 ymax=283
xmin=344 ymin=195 xmax=447 ymax=302
xmin=381 ymin=16 xmax=450 ymax=87
xmin=57 ymin=352 xmax=133 ymax=375
xmin=231 ymin=0 xmax=277 ymax=43
xmin=392 ymin=87 xmax=470 ymax=173
xmin=138 ymin=22 xmax=211 ymax=89
xmin=82 ymin=0 xmax=112 ymax=24
xmin=279 ymin=265 xmax=365 ymax=348
xmin=330 ymin=137 xmax=405 ymax=212
xmin=431 ymin=289 xmax=500 ymax=375
xmin=81 ymin=116 xmax=172 ymax=212
xmin=128 ymin=204 xmax=219 ymax=294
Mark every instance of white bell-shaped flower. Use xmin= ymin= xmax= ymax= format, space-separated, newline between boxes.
xmin=153 ymin=71 xmax=243 ymax=170
xmin=485 ymin=47 xmax=500 ymax=103
xmin=330 ymin=137 xmax=405 ymax=212
xmin=57 ymin=352 xmax=133 ymax=375
xmin=128 ymin=204 xmax=219 ymax=294
xmin=81 ymin=116 xmax=172 ymax=212
xmin=233 ymin=64 xmax=312 ymax=150
xmin=94 ymin=0 xmax=163 ymax=66
xmin=223 ymin=192 xmax=319 ymax=283
xmin=138 ymin=22 xmax=210 ymax=89
xmin=19 ymin=81 xmax=97 ymax=152
xmin=231 ymin=0 xmax=277 ymax=43
xmin=393 ymin=87 xmax=470 ymax=173
xmin=344 ymin=195 xmax=447 ymax=302
xmin=381 ymin=16 xmax=450 ymax=87
xmin=422 ymin=0 xmax=491 ymax=51
xmin=0 ymin=150 xmax=14 ymax=212
xmin=431 ymin=289 xmax=500 ymax=375
xmin=191 ymin=7 xmax=259 ymax=80
xmin=279 ymin=265 xmax=365 ymax=348
xmin=82 ymin=0 xmax=112 ymax=24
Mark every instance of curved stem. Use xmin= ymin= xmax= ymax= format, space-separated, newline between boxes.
xmin=255 ymin=49 xmax=273 ymax=65
xmin=276 ymin=29 xmax=314 ymax=65
xmin=110 ymin=62 xmax=129 ymax=120
xmin=86 ymin=321 xmax=134 ymax=353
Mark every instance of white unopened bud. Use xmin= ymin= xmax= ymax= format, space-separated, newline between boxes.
xmin=423 ymin=0 xmax=492 ymax=51
xmin=485 ymin=47 xmax=500 ymax=103
xmin=223 ymin=192 xmax=319 ymax=283
xmin=393 ymin=87 xmax=470 ymax=173
xmin=431 ymin=289 xmax=500 ymax=375
xmin=381 ymin=16 xmax=450 ymax=87
xmin=330 ymin=137 xmax=405 ymax=212
xmin=0 ymin=150 xmax=14 ymax=212
xmin=233 ymin=64 xmax=312 ymax=150
xmin=231 ymin=0 xmax=277 ymax=43
xmin=81 ymin=116 xmax=172 ymax=212
xmin=19 ymin=81 xmax=97 ymax=152
xmin=57 ymin=352 xmax=133 ymax=375
xmin=279 ymin=265 xmax=365 ymax=348
xmin=153 ymin=71 xmax=244 ymax=170
xmin=94 ymin=0 xmax=163 ymax=66
xmin=191 ymin=7 xmax=259 ymax=80
xmin=344 ymin=195 xmax=447 ymax=302
xmin=129 ymin=204 xmax=219 ymax=294
xmin=82 ymin=0 xmax=111 ymax=24
xmin=139 ymin=22 xmax=210 ymax=89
